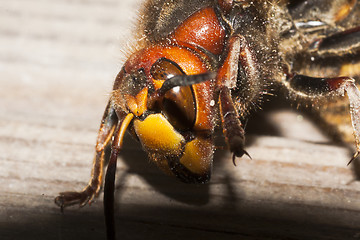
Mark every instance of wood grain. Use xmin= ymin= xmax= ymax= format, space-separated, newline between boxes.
xmin=1 ymin=1 xmax=360 ymax=239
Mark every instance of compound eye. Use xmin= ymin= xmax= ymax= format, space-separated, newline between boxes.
xmin=163 ymin=85 xmax=195 ymax=130
xmin=150 ymin=58 xmax=196 ymax=130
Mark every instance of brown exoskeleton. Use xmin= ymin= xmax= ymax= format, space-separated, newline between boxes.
xmin=55 ymin=0 xmax=360 ymax=239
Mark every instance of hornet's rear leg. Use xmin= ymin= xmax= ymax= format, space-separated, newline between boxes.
xmin=285 ymin=73 xmax=360 ymax=163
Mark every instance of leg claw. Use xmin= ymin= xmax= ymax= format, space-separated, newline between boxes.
xmin=54 ymin=187 xmax=96 ymax=210
xmin=347 ymin=151 xmax=360 ymax=166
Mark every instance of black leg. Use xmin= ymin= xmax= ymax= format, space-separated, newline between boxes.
xmin=286 ymin=73 xmax=351 ymax=97
xmin=285 ymin=73 xmax=360 ymax=162
xmin=309 ymin=26 xmax=360 ymax=56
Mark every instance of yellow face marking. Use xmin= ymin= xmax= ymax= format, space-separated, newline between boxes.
xmin=180 ymin=137 xmax=213 ymax=175
xmin=133 ymin=114 xmax=185 ymax=155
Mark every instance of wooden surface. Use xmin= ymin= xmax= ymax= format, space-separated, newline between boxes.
xmin=1 ymin=1 xmax=360 ymax=239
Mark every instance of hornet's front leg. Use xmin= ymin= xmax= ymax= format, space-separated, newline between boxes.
xmin=55 ymin=102 xmax=118 ymax=209
xmin=218 ymin=86 xmax=250 ymax=165
xmin=216 ymin=33 xmax=259 ymax=163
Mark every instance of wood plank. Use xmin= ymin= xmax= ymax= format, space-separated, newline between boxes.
xmin=1 ymin=1 xmax=360 ymax=239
